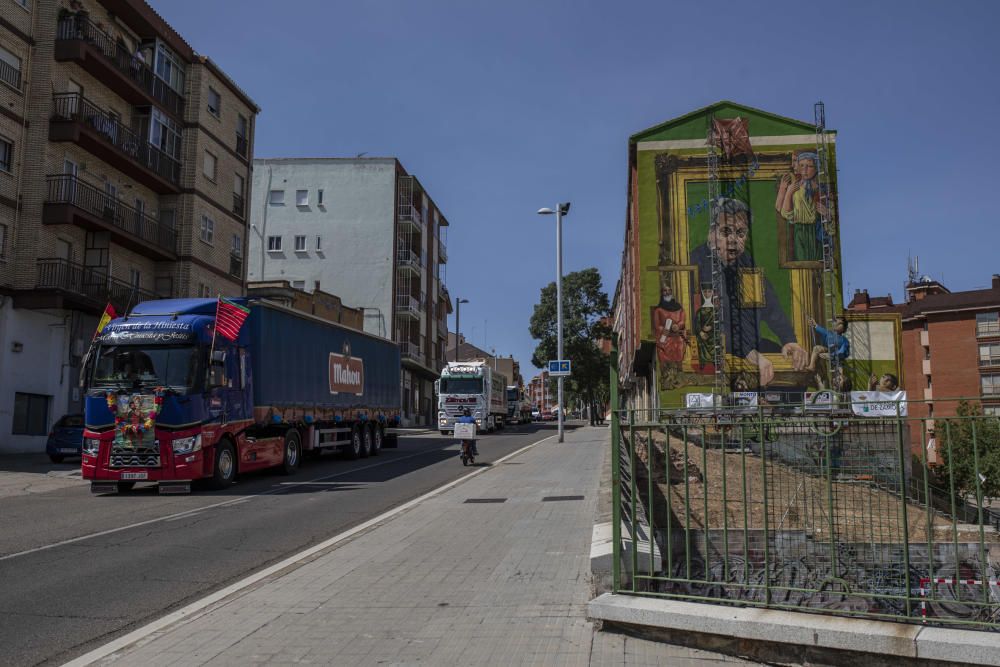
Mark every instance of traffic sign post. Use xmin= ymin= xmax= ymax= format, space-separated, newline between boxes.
xmin=548 ymin=360 xmax=571 ymax=377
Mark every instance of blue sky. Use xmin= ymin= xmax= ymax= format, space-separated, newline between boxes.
xmin=158 ymin=0 xmax=1000 ymax=380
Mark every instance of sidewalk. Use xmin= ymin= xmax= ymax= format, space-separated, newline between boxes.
xmin=74 ymin=427 xmax=752 ymax=666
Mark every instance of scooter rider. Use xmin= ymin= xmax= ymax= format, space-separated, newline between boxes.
xmin=457 ymin=407 xmax=478 ymax=457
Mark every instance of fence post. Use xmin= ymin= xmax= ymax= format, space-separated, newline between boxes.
xmin=896 ymin=413 xmax=912 ymax=619
xmin=610 ymin=341 xmax=621 ymax=592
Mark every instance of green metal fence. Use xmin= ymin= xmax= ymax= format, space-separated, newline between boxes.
xmin=609 ymin=355 xmax=1000 ymax=629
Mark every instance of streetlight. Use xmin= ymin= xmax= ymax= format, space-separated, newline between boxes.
xmin=454 ymin=298 xmax=469 ymax=361
xmin=537 ymin=202 xmax=570 ymax=443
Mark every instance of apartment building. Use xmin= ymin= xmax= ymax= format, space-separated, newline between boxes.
xmin=248 ymin=158 xmax=451 ymax=427
xmin=527 ymin=371 xmax=553 ymax=413
xmin=848 ymin=274 xmax=1000 ymax=457
xmin=0 ymin=0 xmax=258 ymax=452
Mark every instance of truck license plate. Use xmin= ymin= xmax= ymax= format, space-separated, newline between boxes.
xmin=59 ymin=448 xmax=77 ymax=454
xmin=121 ymin=471 xmax=148 ymax=480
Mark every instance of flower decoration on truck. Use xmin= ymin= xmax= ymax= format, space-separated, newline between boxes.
xmin=106 ymin=389 xmax=164 ymax=442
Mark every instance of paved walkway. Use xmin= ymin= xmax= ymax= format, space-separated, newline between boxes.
xmin=79 ymin=427 xmax=755 ymax=666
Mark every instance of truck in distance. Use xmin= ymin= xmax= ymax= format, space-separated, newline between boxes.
xmin=437 ymin=360 xmax=507 ymax=435
xmin=505 ymin=386 xmax=531 ymax=425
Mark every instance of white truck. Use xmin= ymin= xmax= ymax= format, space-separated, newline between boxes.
xmin=437 ymin=361 xmax=508 ymax=434
xmin=506 ymin=386 xmax=531 ymax=425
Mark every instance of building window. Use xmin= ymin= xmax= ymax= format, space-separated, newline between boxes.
xmin=977 ymin=312 xmax=1000 ymax=337
xmin=269 ymin=190 xmax=284 ymax=206
xmin=200 ymin=215 xmax=214 ymax=244
xmin=199 ymin=283 xmax=211 ymax=298
xmin=296 ymin=189 xmax=308 ymax=206
xmin=231 ymin=234 xmax=242 ymax=256
xmin=983 ymin=374 xmax=1000 ymax=396
xmin=294 ymin=235 xmax=306 ymax=252
xmin=316 ymin=235 xmax=322 ymax=251
xmin=0 ymin=223 xmax=6 ymax=258
xmin=154 ymin=42 xmax=185 ymax=93
xmin=12 ymin=392 xmax=49 ymax=436
xmin=203 ymin=150 xmax=217 ymax=181
xmin=0 ymin=137 xmax=12 ymax=172
xmin=160 ymin=209 xmax=176 ymax=230
xmin=129 ymin=268 xmax=141 ymax=288
xmin=981 ymin=343 xmax=1000 ymax=367
xmin=149 ymin=109 xmax=181 ymax=160
xmin=317 ymin=189 xmax=324 ymax=206
xmin=985 ymin=406 xmax=1000 ymax=417
xmin=14 ymin=0 xmax=29 ymax=9
xmin=236 ymin=114 xmax=248 ymax=157
xmin=207 ymin=87 xmax=221 ymax=117
xmin=292 ymin=280 xmax=305 ymax=290
xmin=267 ymin=235 xmax=282 ymax=252
xmin=0 ymin=45 xmax=21 ymax=90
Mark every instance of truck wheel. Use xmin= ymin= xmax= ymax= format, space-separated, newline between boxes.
xmin=370 ymin=424 xmax=383 ymax=456
xmin=345 ymin=426 xmax=362 ymax=460
xmin=117 ymin=481 xmax=135 ymax=493
xmin=360 ymin=425 xmax=373 ymax=458
xmin=440 ymin=430 xmax=448 ymax=436
xmin=210 ymin=440 xmax=237 ymax=490
xmin=280 ymin=431 xmax=301 ymax=475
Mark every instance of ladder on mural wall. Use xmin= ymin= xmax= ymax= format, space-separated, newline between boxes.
xmin=814 ymin=102 xmax=840 ymax=389
xmin=707 ymin=123 xmax=726 ymax=401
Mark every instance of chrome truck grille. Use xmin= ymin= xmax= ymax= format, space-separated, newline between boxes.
xmin=109 ymin=442 xmax=161 ymax=468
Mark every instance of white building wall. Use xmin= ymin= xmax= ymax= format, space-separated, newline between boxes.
xmin=248 ymin=159 xmax=396 ymax=338
xmin=0 ymin=300 xmax=72 ymax=453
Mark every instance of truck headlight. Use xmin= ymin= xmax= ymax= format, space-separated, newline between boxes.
xmin=83 ymin=438 xmax=101 ymax=456
xmin=439 ymin=418 xmax=447 ymax=425
xmin=172 ymin=434 xmax=202 ymax=455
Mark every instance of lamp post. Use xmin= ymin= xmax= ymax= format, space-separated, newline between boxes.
xmin=454 ymin=298 xmax=469 ymax=361
xmin=537 ymin=202 xmax=570 ymax=442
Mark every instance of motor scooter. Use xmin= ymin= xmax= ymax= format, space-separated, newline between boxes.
xmin=460 ymin=438 xmax=475 ymax=466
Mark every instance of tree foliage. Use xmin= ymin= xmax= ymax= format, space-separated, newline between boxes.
xmin=528 ymin=267 xmax=611 ymax=419
xmin=933 ymin=401 xmax=1000 ymax=501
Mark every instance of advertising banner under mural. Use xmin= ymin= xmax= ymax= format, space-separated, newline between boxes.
xmin=850 ymin=391 xmax=909 ymax=417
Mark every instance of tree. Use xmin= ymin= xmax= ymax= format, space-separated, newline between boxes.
xmin=528 ymin=268 xmax=611 ymax=423
xmin=933 ymin=401 xmax=1000 ymax=501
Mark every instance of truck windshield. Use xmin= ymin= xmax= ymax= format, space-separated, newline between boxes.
xmin=440 ymin=378 xmax=483 ymax=394
xmin=91 ymin=345 xmax=202 ymax=392
xmin=506 ymin=389 xmax=518 ymax=401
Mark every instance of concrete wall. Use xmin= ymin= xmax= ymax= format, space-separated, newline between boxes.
xmin=248 ymin=159 xmax=396 ymax=338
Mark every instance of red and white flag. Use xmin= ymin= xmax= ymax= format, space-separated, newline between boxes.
xmin=215 ymin=297 xmax=250 ymax=341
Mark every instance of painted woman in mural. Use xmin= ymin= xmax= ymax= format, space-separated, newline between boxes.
xmin=694 ymin=283 xmax=717 ymax=373
xmin=653 ymin=284 xmax=686 ymax=389
xmin=775 ymin=151 xmax=829 ymax=262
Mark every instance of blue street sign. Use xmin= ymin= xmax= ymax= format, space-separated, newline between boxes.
xmin=548 ymin=360 xmax=572 ymax=376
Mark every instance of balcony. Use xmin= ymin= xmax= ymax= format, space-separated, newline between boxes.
xmin=55 ymin=14 xmax=184 ymax=117
xmin=978 ymin=322 xmax=1000 ymax=338
xmin=395 ymin=294 xmax=421 ymax=319
xmin=0 ymin=57 xmax=21 ymax=91
xmin=22 ymin=258 xmax=160 ymax=316
xmin=399 ymin=341 xmax=424 ymax=363
xmin=50 ymin=93 xmax=181 ymax=193
xmin=236 ymin=134 xmax=248 ymax=159
xmin=232 ymin=192 xmax=245 ymax=218
xmin=396 ymin=248 xmax=422 ymax=274
xmin=43 ymin=175 xmax=177 ymax=261
xmin=398 ymin=204 xmax=424 ymax=233
xmin=438 ymin=238 xmax=447 ymax=263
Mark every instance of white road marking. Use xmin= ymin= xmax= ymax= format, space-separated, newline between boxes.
xmin=0 ymin=440 xmax=479 ymax=563
xmin=62 ymin=433 xmax=555 ymax=667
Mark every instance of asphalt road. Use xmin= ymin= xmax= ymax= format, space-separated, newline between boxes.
xmin=0 ymin=424 xmax=562 ymax=666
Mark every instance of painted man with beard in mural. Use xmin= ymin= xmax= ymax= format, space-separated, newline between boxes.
xmin=653 ymin=284 xmax=687 ymax=389
xmin=689 ymin=197 xmax=808 ymax=387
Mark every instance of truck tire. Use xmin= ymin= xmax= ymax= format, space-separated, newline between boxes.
xmin=210 ymin=440 xmax=236 ymax=490
xmin=280 ymin=430 xmax=301 ymax=475
xmin=370 ymin=424 xmax=383 ymax=456
xmin=345 ymin=426 xmax=362 ymax=460
xmin=440 ymin=430 xmax=448 ymax=436
xmin=360 ymin=424 xmax=373 ymax=458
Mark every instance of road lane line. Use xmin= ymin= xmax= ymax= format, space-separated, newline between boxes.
xmin=0 ymin=439 xmax=469 ymax=563
xmin=62 ymin=432 xmax=556 ymax=667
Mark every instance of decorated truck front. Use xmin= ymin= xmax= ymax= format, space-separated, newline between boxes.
xmin=437 ymin=361 xmax=507 ymax=434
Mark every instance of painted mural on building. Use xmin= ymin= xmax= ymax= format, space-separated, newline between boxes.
xmin=641 ymin=109 xmax=844 ymax=405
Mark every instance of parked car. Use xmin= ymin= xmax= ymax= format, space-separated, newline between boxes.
xmin=46 ymin=414 xmax=84 ymax=463
xmin=541 ymin=411 xmax=555 ymax=421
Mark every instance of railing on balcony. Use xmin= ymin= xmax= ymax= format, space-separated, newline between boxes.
xmin=52 ymin=93 xmax=181 ymax=187
xmin=0 ymin=57 xmax=21 ymax=90
xmin=46 ymin=174 xmax=177 ymax=253
xmin=232 ymin=192 xmax=245 ymax=218
xmin=397 ymin=204 xmax=424 ymax=231
xmin=978 ymin=322 xmax=1000 ymax=338
xmin=236 ymin=134 xmax=248 ymax=158
xmin=396 ymin=248 xmax=422 ymax=272
xmin=399 ymin=341 xmax=424 ymax=363
xmin=980 ymin=356 xmax=1000 ymax=368
xmin=395 ymin=294 xmax=420 ymax=316
xmin=56 ymin=14 xmax=184 ymax=116
xmin=36 ymin=258 xmax=159 ymax=314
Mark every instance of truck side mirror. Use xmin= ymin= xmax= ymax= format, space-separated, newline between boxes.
xmin=207 ymin=351 xmax=227 ymax=388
